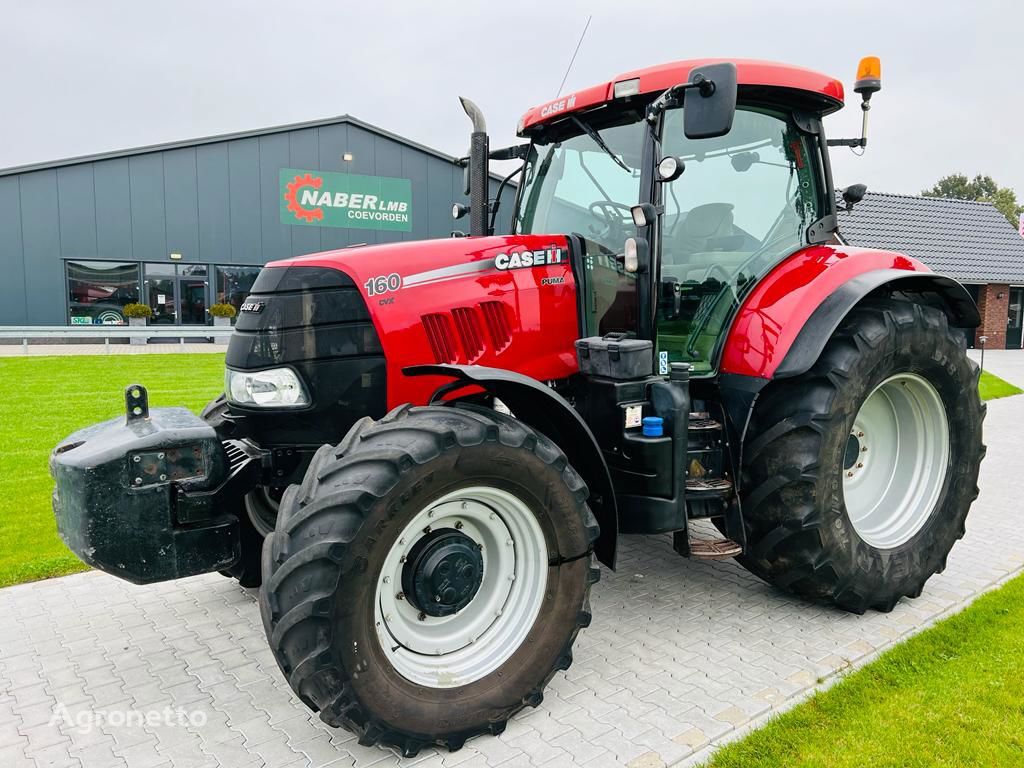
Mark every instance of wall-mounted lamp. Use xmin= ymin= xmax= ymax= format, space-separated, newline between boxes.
xmin=998 ymin=292 xmax=1005 ymax=300
xmin=169 ymin=252 xmax=183 ymax=261
xmin=342 ymin=152 xmax=354 ymax=162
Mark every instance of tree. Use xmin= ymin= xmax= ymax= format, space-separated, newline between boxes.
xmin=922 ymin=174 xmax=1023 ymax=228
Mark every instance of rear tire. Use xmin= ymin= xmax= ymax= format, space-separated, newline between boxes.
xmin=259 ymin=404 xmax=599 ymax=755
xmin=737 ymin=298 xmax=985 ymax=613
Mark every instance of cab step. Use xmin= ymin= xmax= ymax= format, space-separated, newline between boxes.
xmin=689 ymin=537 xmax=743 ymax=560
xmin=687 ymin=415 xmax=722 ymax=431
xmin=685 ymin=477 xmax=733 ymax=496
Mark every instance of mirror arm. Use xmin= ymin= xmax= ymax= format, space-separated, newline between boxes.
xmin=487 ymin=163 xmax=525 ymax=235
xmin=645 ymin=80 xmax=706 ymax=123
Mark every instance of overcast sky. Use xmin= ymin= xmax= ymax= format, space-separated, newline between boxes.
xmin=2 ymin=0 xmax=1020 ymax=197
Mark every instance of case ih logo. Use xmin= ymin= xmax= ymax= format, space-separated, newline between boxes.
xmin=540 ymin=94 xmax=577 ymax=118
xmin=494 ymin=247 xmax=564 ymax=270
xmin=279 ymin=168 xmax=413 ymax=232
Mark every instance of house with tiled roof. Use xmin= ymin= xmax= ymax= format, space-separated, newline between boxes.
xmin=837 ymin=192 xmax=1024 ymax=349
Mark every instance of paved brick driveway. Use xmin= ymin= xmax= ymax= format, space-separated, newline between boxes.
xmin=2 ymin=392 xmax=1022 ymax=768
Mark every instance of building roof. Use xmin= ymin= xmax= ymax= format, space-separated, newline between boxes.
xmin=837 ymin=191 xmax=1024 ymax=284
xmin=0 ymin=114 xmax=506 ymax=180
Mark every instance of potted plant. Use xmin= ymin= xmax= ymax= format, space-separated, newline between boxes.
xmin=122 ymin=303 xmax=152 ymax=345
xmin=210 ymin=303 xmax=237 ymax=344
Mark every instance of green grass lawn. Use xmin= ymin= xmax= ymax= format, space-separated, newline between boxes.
xmin=979 ymin=369 xmax=1023 ymax=401
xmin=0 ymin=354 xmax=225 ymax=588
xmin=706 ymin=571 xmax=1024 ymax=767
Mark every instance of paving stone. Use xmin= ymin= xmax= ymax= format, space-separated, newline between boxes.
xmin=2 ymin=392 xmax=1023 ymax=767
xmin=672 ymin=727 xmax=708 ymax=749
xmin=0 ymin=743 xmax=36 ymax=768
xmin=626 ymin=753 xmax=667 ymax=768
xmin=22 ymin=740 xmax=82 ymax=767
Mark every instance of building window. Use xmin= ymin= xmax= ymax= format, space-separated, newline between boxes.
xmin=67 ymin=261 xmax=141 ymax=325
xmin=216 ymin=266 xmax=261 ymax=312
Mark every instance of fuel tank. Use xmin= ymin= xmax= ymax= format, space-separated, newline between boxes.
xmin=253 ymin=234 xmax=582 ymax=410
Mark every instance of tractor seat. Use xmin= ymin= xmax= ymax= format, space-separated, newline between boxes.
xmin=665 ymin=202 xmax=737 ymax=262
xmin=663 ymin=203 xmax=750 ymax=284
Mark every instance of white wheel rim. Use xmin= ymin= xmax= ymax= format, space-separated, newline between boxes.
xmin=842 ymin=373 xmax=950 ymax=549
xmin=374 ymin=486 xmax=548 ymax=688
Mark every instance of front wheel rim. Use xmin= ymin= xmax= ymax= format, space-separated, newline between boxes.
xmin=374 ymin=486 xmax=548 ymax=688
xmin=843 ymin=373 xmax=950 ymax=549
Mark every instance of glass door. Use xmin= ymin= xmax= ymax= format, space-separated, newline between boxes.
xmin=178 ymin=278 xmax=208 ymax=324
xmin=1007 ymin=288 xmax=1023 ymax=349
xmin=145 ymin=264 xmax=177 ymax=324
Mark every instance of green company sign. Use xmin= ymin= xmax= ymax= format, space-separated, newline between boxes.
xmin=280 ymin=168 xmax=412 ymax=231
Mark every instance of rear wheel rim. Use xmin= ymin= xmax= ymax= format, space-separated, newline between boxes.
xmin=374 ymin=486 xmax=548 ymax=688
xmin=843 ymin=373 xmax=950 ymax=549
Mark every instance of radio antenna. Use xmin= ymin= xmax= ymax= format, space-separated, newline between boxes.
xmin=556 ymin=15 xmax=592 ymax=97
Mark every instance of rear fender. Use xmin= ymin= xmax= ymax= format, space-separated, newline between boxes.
xmin=720 ymin=245 xmax=978 ymax=380
xmin=404 ymin=364 xmax=618 ymax=568
xmin=774 ymin=270 xmax=979 ymax=378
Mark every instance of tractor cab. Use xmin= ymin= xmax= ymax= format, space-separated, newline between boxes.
xmin=512 ymin=59 xmax=846 ymax=375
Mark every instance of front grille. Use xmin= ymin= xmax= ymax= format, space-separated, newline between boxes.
xmin=229 ymin=266 xmax=380 ymax=367
xmin=226 ymin=265 xmax=387 ymax=446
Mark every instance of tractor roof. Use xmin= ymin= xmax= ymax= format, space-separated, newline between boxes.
xmin=518 ymin=59 xmax=845 ymax=135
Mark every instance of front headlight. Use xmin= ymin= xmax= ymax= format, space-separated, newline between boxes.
xmin=225 ymin=367 xmax=309 ymax=408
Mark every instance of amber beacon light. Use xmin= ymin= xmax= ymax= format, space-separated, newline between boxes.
xmin=855 ymin=56 xmax=882 ymax=97
xmin=828 ymin=56 xmax=883 ymax=149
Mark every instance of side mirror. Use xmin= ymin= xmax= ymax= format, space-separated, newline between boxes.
xmin=684 ymin=62 xmax=738 ymax=140
xmin=842 ymin=183 xmax=868 ymax=211
xmin=731 ymin=151 xmax=759 ymax=172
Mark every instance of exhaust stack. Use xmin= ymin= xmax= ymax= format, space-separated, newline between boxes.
xmin=459 ymin=97 xmax=489 ymax=237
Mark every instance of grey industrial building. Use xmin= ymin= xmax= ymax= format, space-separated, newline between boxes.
xmin=0 ymin=116 xmax=511 ymax=328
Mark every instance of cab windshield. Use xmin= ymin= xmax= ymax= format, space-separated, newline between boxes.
xmin=515 ymin=118 xmax=645 ymax=335
xmin=515 ymin=119 xmax=645 ymax=255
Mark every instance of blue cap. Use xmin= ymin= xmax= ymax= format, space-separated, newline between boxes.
xmin=642 ymin=416 xmax=664 ymax=437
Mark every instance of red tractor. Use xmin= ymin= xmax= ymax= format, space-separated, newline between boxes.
xmin=52 ymin=57 xmax=984 ymax=755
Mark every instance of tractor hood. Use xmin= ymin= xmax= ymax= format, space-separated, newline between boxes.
xmin=260 ymin=234 xmax=582 ymax=408
xmin=265 ymin=234 xmax=570 ymax=290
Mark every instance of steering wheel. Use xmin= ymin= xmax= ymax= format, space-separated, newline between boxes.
xmin=588 ymin=201 xmax=633 ymax=245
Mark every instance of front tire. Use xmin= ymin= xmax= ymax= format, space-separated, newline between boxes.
xmin=259 ymin=404 xmax=599 ymax=755
xmin=738 ymin=298 xmax=985 ymax=613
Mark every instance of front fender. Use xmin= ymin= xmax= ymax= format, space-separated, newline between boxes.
xmin=720 ymin=245 xmax=977 ymax=380
xmin=404 ymin=364 xmax=618 ymax=568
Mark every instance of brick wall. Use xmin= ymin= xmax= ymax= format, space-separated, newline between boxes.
xmin=976 ymin=283 xmax=1009 ymax=349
